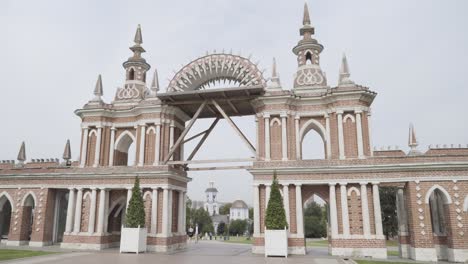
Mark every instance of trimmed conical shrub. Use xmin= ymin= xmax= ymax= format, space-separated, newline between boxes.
xmin=265 ymin=171 xmax=288 ymax=230
xmin=125 ymin=177 xmax=146 ymax=228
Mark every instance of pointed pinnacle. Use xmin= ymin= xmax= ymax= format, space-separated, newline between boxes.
xmin=303 ymin=2 xmax=311 ymax=26
xmin=272 ymin=58 xmax=278 ymax=78
xmin=340 ymin=53 xmax=350 ymax=75
xmin=63 ymin=139 xmax=71 ymax=160
xmin=17 ymin=141 xmax=26 ymax=161
xmin=151 ymin=69 xmax=159 ymax=91
xmin=409 ymin=123 xmax=418 ymax=147
xmin=94 ymin=74 xmax=103 ymax=96
xmin=134 ymin=24 xmax=143 ymax=45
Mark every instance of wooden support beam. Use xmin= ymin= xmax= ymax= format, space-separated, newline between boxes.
xmin=187 ymin=118 xmax=219 ymax=161
xmin=186 ymin=165 xmax=253 ymax=171
xmin=167 ymin=158 xmax=255 ymax=165
xmin=211 ymin=99 xmax=256 ymax=155
xmin=163 ymin=101 xmax=207 ymax=163
xmin=183 ymin=130 xmax=208 ymax=144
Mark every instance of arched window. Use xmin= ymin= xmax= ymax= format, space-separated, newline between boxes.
xmin=0 ymin=194 xmax=13 ymax=239
xmin=113 ymin=131 xmax=136 ymax=166
xmin=129 ymin=68 xmax=135 ymax=80
xmin=305 ymin=52 xmax=313 ymax=65
xmin=299 ymin=119 xmax=327 ymax=160
xmin=429 ymin=189 xmax=448 ymax=235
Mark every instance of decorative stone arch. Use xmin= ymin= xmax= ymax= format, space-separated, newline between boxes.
xmin=146 ymin=126 xmax=156 ymax=135
xmin=143 ymin=191 xmax=152 ymax=200
xmin=108 ymin=196 xmax=126 ymax=217
xmin=0 ymin=191 xmax=15 ymax=212
xmin=114 ymin=130 xmax=136 ymax=152
xmin=347 ymin=186 xmax=361 ymax=197
xmin=343 ymin=114 xmax=355 ymax=123
xmin=167 ymin=53 xmax=267 ymax=92
xmin=88 ymin=129 xmax=97 ymax=137
xmin=113 ymin=130 xmax=136 ymax=166
xmin=270 ymin=117 xmax=281 ymax=127
xmin=424 ymin=185 xmax=452 ymax=204
xmin=299 ymin=118 xmax=327 ymax=144
xmin=21 ymin=191 xmax=37 ymax=207
xmin=83 ymin=191 xmax=92 ymax=201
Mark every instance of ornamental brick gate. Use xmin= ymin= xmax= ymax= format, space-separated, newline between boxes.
xmin=1 ymin=3 xmax=468 ymax=262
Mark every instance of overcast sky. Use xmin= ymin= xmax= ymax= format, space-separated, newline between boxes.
xmin=2 ymin=0 xmax=468 ymax=205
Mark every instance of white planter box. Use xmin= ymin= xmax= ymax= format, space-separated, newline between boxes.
xmin=120 ymin=226 xmax=147 ymax=253
xmin=265 ymin=229 xmax=288 ymax=257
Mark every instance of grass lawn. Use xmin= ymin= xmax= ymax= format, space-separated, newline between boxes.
xmin=355 ymin=260 xmax=413 ymax=264
xmin=306 ymin=240 xmax=328 ymax=247
xmin=385 ymin=240 xmax=399 ymax=247
xmin=387 ymin=250 xmax=399 ymax=256
xmin=220 ymin=236 xmax=253 ymax=244
xmin=0 ymin=249 xmax=55 ymax=261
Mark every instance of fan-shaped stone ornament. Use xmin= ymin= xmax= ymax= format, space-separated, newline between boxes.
xmin=167 ymin=53 xmax=266 ymax=92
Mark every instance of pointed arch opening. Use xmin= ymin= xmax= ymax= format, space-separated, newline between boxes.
xmin=22 ymin=193 xmax=36 ymax=242
xmin=107 ymin=197 xmax=126 ymax=234
xmin=425 ymin=186 xmax=451 ymax=260
xmin=0 ymin=193 xmax=13 ymax=239
xmin=114 ymin=131 xmax=136 ymax=166
xmin=305 ymin=51 xmax=313 ymax=65
xmin=299 ymin=119 xmax=327 ymax=160
xmin=129 ymin=68 xmax=135 ymax=81
xmin=303 ymin=191 xmax=328 ymax=252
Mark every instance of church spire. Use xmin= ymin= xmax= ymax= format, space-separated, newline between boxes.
xmin=303 ymin=2 xmax=311 ymax=26
xmin=134 ymin=24 xmax=143 ymax=45
xmin=62 ymin=139 xmax=71 ymax=162
xmin=338 ymin=53 xmax=355 ymax=86
xmin=129 ymin=24 xmax=145 ymax=58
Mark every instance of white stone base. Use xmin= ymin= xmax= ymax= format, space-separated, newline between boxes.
xmin=252 ymin=246 xmax=264 ymax=254
xmin=29 ymin=241 xmax=52 ymax=247
xmin=147 ymin=242 xmax=187 ymax=253
xmin=435 ymin=244 xmax=448 ymax=260
xmin=398 ymin=243 xmax=410 ymax=258
xmin=409 ymin=247 xmax=437 ymax=262
xmin=60 ymin=242 xmax=119 ymax=250
xmin=252 ymin=246 xmax=306 ymax=255
xmin=447 ymin=248 xmax=468 ymax=262
xmin=6 ymin=240 xmax=28 ymax=246
xmin=330 ymin=247 xmax=387 ymax=259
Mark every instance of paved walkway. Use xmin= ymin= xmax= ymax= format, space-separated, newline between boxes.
xmin=1 ymin=241 xmax=343 ymax=264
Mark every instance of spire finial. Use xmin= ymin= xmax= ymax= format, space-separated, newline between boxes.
xmin=63 ymin=139 xmax=71 ymax=162
xmin=272 ymin=57 xmax=278 ymax=78
xmin=267 ymin=57 xmax=282 ymax=91
xmin=338 ymin=53 xmax=355 ymax=86
xmin=303 ymin=2 xmax=311 ymax=26
xmin=134 ymin=24 xmax=143 ymax=45
xmin=93 ymin=74 xmax=103 ymax=100
xmin=408 ymin=123 xmax=421 ymax=156
xmin=17 ymin=141 xmax=26 ymax=163
xmin=150 ymin=69 xmax=160 ymax=93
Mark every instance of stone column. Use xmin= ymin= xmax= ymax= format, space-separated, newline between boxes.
xmin=329 ymin=183 xmax=338 ymax=237
xmin=340 ymin=183 xmax=350 ymax=236
xmin=253 ymin=184 xmax=260 ymax=236
xmin=169 ymin=121 xmax=175 ymax=161
xmin=295 ymin=116 xmax=301 ymax=160
xmin=372 ymin=182 xmax=384 ymax=236
xmin=93 ymin=127 xmax=102 ymax=167
xmin=151 ymin=188 xmax=158 ymax=234
xmin=88 ymin=188 xmax=97 ymax=234
xmin=264 ymin=114 xmax=271 ymax=161
xmin=126 ymin=187 xmax=132 ymax=212
xmin=168 ymin=189 xmax=173 ymax=235
xmin=255 ymin=117 xmax=259 ymax=159
xmin=73 ymin=188 xmax=83 ymax=233
xmin=360 ymin=182 xmax=371 ymax=237
xmin=337 ymin=111 xmax=345 ymax=160
xmin=396 ymin=188 xmax=408 ymax=234
xmin=368 ymin=111 xmax=373 ymax=156
xmin=325 ymin=113 xmax=332 ymax=159
xmin=282 ymin=184 xmax=290 ymax=226
xmin=182 ymin=192 xmax=187 ymax=233
xmin=178 ymin=191 xmax=184 ymax=234
xmin=138 ymin=124 xmax=146 ymax=166
xmin=103 ymin=189 xmax=109 ymax=233
xmin=265 ymin=184 xmax=271 ymax=208
xmin=65 ymin=188 xmax=76 ymax=234
xmin=80 ymin=128 xmax=89 ymax=167
xmin=97 ymin=188 xmax=107 ymax=234
xmin=153 ymin=124 xmax=161 ymax=165
xmin=108 ymin=127 xmax=116 ymax=166
xmin=355 ymin=111 xmax=364 ymax=159
xmin=161 ymin=187 xmax=170 ymax=236
xmin=295 ymin=184 xmax=304 ymax=237
xmin=281 ymin=113 xmax=288 ymax=161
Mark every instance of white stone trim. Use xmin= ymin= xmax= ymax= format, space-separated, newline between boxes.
xmin=343 ymin=114 xmax=355 ymax=123
xmin=347 ymin=186 xmax=360 ymax=196
xmin=146 ymin=126 xmax=156 ymax=134
xmin=0 ymin=191 xmax=15 ymax=211
xmin=269 ymin=117 xmax=281 ymax=126
xmin=424 ymin=184 xmax=452 ymax=204
xmin=298 ymin=118 xmax=327 ymax=142
xmin=114 ymin=130 xmax=136 ymax=152
xmin=330 ymin=247 xmax=387 ymax=259
xmin=337 ymin=112 xmax=345 ymax=159
xmin=21 ymin=191 xmax=37 ymax=206
xmin=447 ymin=248 xmax=468 ymax=262
xmin=88 ymin=129 xmax=97 ymax=137
xmin=464 ymin=195 xmax=468 ymax=212
xmin=409 ymin=246 xmax=438 ymax=262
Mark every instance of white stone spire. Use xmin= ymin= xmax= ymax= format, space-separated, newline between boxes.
xmin=63 ymin=139 xmax=71 ymax=161
xmin=303 ymin=2 xmax=311 ymax=26
xmin=408 ymin=123 xmax=421 ymax=156
xmin=267 ymin=57 xmax=282 ymax=91
xmin=93 ymin=74 xmax=103 ymax=101
xmin=151 ymin=69 xmax=159 ymax=93
xmin=338 ymin=53 xmax=355 ymax=87
xmin=17 ymin=141 xmax=26 ymax=164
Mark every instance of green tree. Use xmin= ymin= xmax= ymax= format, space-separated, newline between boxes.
xmin=303 ymin=201 xmax=327 ymax=238
xmin=185 ymin=196 xmax=192 ymax=230
xmin=380 ymin=186 xmax=398 ymax=239
xmin=192 ymin=208 xmax=214 ymax=234
xmin=248 ymin=207 xmax=253 ymax=220
xmin=219 ymin=203 xmax=232 ymax=215
xmin=265 ymin=171 xmax=288 ymax=230
xmin=229 ymin=219 xmax=248 ymax=235
xmin=125 ymin=177 xmax=146 ymax=228
xmin=217 ymin=222 xmax=226 ymax=235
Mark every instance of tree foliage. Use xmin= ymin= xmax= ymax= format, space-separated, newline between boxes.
xmin=187 ymin=207 xmax=214 ymax=234
xmin=304 ymin=201 xmax=327 ymax=238
xmin=219 ymin=203 xmax=232 ymax=215
xmin=229 ymin=219 xmax=248 ymax=236
xmin=217 ymin=222 xmax=226 ymax=235
xmin=380 ymin=186 xmax=398 ymax=239
xmin=264 ymin=171 xmax=288 ymax=230
xmin=125 ymin=177 xmax=146 ymax=228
